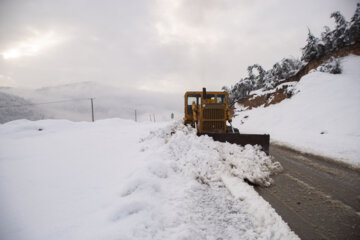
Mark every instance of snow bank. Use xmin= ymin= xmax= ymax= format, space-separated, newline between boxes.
xmin=142 ymin=122 xmax=282 ymax=187
xmin=0 ymin=119 xmax=298 ymax=240
xmin=115 ymin=121 xmax=296 ymax=239
xmin=233 ymin=55 xmax=360 ymax=167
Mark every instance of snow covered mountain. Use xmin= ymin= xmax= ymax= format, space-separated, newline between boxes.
xmin=0 ymin=91 xmax=44 ymax=123
xmin=0 ymin=82 xmax=183 ymax=123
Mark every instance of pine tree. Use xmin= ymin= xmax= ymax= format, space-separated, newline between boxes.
xmin=301 ymin=30 xmax=323 ymax=62
xmin=247 ymin=66 xmax=256 ymax=80
xmin=221 ymin=86 xmax=230 ymax=93
xmin=281 ymin=58 xmax=303 ymax=78
xmin=247 ymin=64 xmax=265 ymax=88
xmin=330 ymin=11 xmax=349 ymax=48
xmin=271 ymin=62 xmax=282 ymax=82
xmin=321 ymin=26 xmax=334 ymax=53
xmin=349 ymin=3 xmax=360 ymax=44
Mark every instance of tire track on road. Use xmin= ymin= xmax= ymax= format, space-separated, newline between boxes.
xmin=256 ymin=145 xmax=360 ymax=240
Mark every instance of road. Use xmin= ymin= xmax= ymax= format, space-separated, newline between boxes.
xmin=256 ymin=144 xmax=360 ymax=240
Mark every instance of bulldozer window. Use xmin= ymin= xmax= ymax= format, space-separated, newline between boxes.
xmin=217 ymin=94 xmax=227 ymax=104
xmin=204 ymin=94 xmax=216 ymax=104
xmin=187 ymin=94 xmax=200 ymax=115
xmin=205 ymin=94 xmax=215 ymax=100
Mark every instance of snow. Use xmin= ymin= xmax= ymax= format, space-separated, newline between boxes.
xmin=233 ymin=55 xmax=360 ymax=167
xmin=249 ymin=81 xmax=298 ymax=99
xmin=222 ymin=175 xmax=293 ymax=238
xmin=0 ymin=119 xmax=298 ymax=240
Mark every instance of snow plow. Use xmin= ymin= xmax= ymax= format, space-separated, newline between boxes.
xmin=184 ymin=88 xmax=270 ymax=155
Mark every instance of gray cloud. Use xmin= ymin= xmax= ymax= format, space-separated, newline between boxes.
xmin=0 ymin=0 xmax=358 ymax=92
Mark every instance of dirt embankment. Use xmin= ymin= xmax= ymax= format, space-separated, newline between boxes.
xmin=237 ymin=43 xmax=360 ymax=110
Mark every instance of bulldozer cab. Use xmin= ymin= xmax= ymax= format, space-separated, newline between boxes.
xmin=185 ymin=92 xmax=228 ymax=117
xmin=185 ymin=93 xmax=227 ymax=114
xmin=184 ymin=89 xmax=230 ymax=133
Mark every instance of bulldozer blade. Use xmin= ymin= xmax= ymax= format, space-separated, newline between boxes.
xmin=199 ymin=133 xmax=270 ymax=155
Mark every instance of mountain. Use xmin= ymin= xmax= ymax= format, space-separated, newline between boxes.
xmin=0 ymin=91 xmax=44 ymax=123
xmin=0 ymin=82 xmax=183 ymax=123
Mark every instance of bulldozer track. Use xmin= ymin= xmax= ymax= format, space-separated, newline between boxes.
xmin=256 ymin=144 xmax=360 ymax=240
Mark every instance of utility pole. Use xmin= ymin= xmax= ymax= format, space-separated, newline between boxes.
xmin=90 ymin=98 xmax=95 ymax=122
xmin=134 ymin=109 xmax=137 ymax=122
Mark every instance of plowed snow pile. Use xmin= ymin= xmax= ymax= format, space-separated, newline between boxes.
xmin=0 ymin=119 xmax=298 ymax=240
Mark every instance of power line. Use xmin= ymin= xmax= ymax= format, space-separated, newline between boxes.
xmin=0 ymin=98 xmax=91 ymax=108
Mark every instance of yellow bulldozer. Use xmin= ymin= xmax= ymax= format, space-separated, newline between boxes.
xmin=184 ymin=88 xmax=270 ymax=154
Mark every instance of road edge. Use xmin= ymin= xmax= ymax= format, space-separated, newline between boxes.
xmin=270 ymin=142 xmax=360 ymax=172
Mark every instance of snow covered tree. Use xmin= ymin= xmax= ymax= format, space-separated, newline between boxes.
xmin=221 ymin=85 xmax=230 ymax=93
xmin=349 ymin=3 xmax=360 ymax=44
xmin=269 ymin=58 xmax=302 ymax=82
xmin=229 ymin=81 xmax=248 ymax=104
xmin=228 ymin=72 xmax=260 ymax=104
xmin=280 ymin=59 xmax=294 ymax=78
xmin=262 ymin=70 xmax=276 ymax=89
xmin=282 ymin=58 xmax=303 ymax=76
xmin=301 ymin=30 xmax=324 ymax=62
xmin=331 ymin=11 xmax=347 ymax=27
xmin=321 ymin=26 xmax=334 ymax=54
xmin=247 ymin=66 xmax=256 ymax=80
xmin=330 ymin=11 xmax=349 ymax=48
xmin=271 ymin=62 xmax=282 ymax=81
xmin=247 ymin=64 xmax=266 ymax=88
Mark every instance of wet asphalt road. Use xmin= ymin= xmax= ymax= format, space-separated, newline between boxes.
xmin=256 ymin=144 xmax=360 ymax=240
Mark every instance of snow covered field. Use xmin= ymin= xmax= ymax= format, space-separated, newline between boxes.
xmin=0 ymin=119 xmax=298 ymax=240
xmin=233 ymin=55 xmax=360 ymax=167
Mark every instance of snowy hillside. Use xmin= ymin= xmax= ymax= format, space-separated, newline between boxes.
xmin=0 ymin=82 xmax=182 ymax=123
xmin=226 ymin=4 xmax=360 ymax=104
xmin=0 ymin=119 xmax=298 ymax=240
xmin=233 ymin=55 xmax=360 ymax=167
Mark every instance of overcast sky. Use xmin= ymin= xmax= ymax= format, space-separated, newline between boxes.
xmin=0 ymin=0 xmax=357 ymax=93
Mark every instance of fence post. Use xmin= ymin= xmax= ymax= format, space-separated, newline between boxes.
xmin=135 ymin=109 xmax=137 ymax=122
xmin=90 ymin=98 xmax=95 ymax=122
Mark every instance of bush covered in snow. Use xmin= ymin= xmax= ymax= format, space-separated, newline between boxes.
xmin=225 ymin=4 xmax=360 ymax=105
xmin=316 ymin=57 xmax=342 ymax=74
